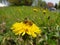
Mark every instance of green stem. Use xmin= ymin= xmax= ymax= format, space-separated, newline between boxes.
xmin=24 ymin=40 xmax=27 ymax=45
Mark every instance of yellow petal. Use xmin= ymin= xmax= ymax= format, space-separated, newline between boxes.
xmin=22 ymin=32 xmax=25 ymax=36
xmin=31 ymin=32 xmax=37 ymax=37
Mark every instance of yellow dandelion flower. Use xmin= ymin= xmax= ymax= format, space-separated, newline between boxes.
xmin=33 ymin=9 xmax=38 ymax=12
xmin=11 ymin=21 xmax=41 ymax=37
xmin=43 ymin=10 xmax=46 ymax=12
xmin=43 ymin=10 xmax=46 ymax=14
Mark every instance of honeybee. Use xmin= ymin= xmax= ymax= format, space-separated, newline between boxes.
xmin=23 ymin=18 xmax=33 ymax=26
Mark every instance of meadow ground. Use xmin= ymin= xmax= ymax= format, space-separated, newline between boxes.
xmin=0 ymin=6 xmax=60 ymax=45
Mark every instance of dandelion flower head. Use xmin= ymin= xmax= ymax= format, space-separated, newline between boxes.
xmin=11 ymin=20 xmax=41 ymax=37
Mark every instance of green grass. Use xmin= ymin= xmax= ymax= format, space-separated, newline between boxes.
xmin=0 ymin=6 xmax=60 ymax=45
